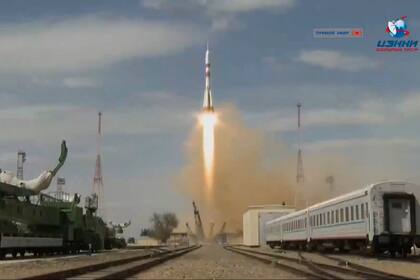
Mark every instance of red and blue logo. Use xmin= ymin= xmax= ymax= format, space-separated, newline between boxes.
xmin=386 ymin=16 xmax=410 ymax=38
xmin=377 ymin=16 xmax=418 ymax=52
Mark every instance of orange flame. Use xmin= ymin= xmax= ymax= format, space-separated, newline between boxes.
xmin=199 ymin=112 xmax=217 ymax=193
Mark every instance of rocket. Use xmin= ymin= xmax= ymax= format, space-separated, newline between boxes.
xmin=202 ymin=44 xmax=214 ymax=112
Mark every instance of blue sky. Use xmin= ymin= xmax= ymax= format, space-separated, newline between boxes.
xmin=0 ymin=0 xmax=419 ymax=236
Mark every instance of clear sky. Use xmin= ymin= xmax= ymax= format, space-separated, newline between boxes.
xmin=0 ymin=0 xmax=419 ymax=237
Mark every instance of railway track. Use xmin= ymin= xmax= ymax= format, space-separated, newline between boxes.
xmin=21 ymin=245 xmax=200 ymax=280
xmin=224 ymin=245 xmax=412 ymax=279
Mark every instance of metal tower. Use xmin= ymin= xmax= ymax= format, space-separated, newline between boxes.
xmin=295 ymin=102 xmax=305 ymax=208
xmin=17 ymin=150 xmax=26 ymax=180
xmin=296 ymin=103 xmax=304 ymax=184
xmin=192 ymin=201 xmax=205 ymax=241
xmin=326 ymin=175 xmax=334 ymax=192
xmin=93 ymin=112 xmax=104 ymax=217
xmin=208 ymin=222 xmax=215 ymax=240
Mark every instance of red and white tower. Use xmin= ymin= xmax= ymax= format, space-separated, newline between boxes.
xmin=93 ymin=112 xmax=104 ymax=216
xmin=295 ymin=102 xmax=305 ymax=208
xmin=296 ymin=103 xmax=304 ymax=185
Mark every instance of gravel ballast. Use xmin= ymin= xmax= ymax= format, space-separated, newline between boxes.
xmin=136 ymin=244 xmax=299 ymax=279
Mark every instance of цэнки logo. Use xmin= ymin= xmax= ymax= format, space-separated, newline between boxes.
xmin=377 ymin=16 xmax=418 ymax=52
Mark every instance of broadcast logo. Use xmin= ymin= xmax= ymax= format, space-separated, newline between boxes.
xmin=377 ymin=16 xmax=418 ymax=52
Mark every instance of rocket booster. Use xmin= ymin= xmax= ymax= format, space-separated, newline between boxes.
xmin=203 ymin=44 xmax=214 ymax=112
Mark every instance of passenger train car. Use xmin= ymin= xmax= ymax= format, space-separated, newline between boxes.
xmin=265 ymin=181 xmax=420 ymax=256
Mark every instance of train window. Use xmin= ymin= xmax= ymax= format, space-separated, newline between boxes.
xmin=327 ymin=212 xmax=330 ymax=224
xmin=351 ymin=206 xmax=354 ymax=221
xmin=392 ymin=202 xmax=402 ymax=208
xmin=316 ymin=215 xmax=319 ymax=227
xmin=356 ymin=205 xmax=359 ymax=220
xmin=323 ymin=213 xmax=326 ymax=225
xmin=305 ymin=218 xmax=307 ymax=228
xmin=331 ymin=211 xmax=334 ymax=224
xmin=366 ymin=203 xmax=369 ymax=218
xmin=336 ymin=209 xmax=339 ymax=223
xmin=361 ymin=204 xmax=365 ymax=219
xmin=340 ymin=208 xmax=344 ymax=223
xmin=345 ymin=207 xmax=349 ymax=222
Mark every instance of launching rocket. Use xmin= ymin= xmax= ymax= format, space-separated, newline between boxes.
xmin=203 ymin=44 xmax=214 ymax=112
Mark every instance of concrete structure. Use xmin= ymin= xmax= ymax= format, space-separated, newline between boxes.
xmin=243 ymin=204 xmax=295 ymax=247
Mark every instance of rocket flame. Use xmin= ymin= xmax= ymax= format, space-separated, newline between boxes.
xmin=199 ymin=112 xmax=217 ymax=192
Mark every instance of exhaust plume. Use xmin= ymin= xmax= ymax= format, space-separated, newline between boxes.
xmin=178 ymin=105 xmax=367 ymax=232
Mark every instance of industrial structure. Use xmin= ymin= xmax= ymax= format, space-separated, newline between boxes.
xmin=16 ymin=150 xmax=26 ymax=180
xmin=93 ymin=112 xmax=105 ymax=217
xmin=0 ymin=141 xmax=126 ymax=259
xmin=295 ymin=102 xmax=305 ymax=207
xmin=326 ymin=175 xmax=335 ymax=192
xmin=208 ymin=222 xmax=215 ymax=240
xmin=193 ymin=201 xmax=205 ymax=241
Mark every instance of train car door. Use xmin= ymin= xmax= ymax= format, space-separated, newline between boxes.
xmin=384 ymin=194 xmax=415 ymax=234
xmin=389 ymin=199 xmax=411 ymax=233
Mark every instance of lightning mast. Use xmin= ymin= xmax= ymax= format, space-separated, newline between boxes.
xmin=93 ymin=112 xmax=104 ymax=217
xmin=296 ymin=103 xmax=305 ymax=207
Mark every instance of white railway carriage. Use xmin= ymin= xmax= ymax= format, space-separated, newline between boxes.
xmin=266 ymin=209 xmax=308 ymax=248
xmin=266 ymin=181 xmax=420 ymax=256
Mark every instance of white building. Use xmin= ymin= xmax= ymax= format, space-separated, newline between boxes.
xmin=243 ymin=204 xmax=295 ymax=247
xmin=135 ymin=236 xmax=161 ymax=247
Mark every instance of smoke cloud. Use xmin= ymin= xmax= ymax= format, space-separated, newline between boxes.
xmin=177 ymin=105 xmax=362 ymax=232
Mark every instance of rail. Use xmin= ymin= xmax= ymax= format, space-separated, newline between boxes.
xmin=224 ymin=245 xmax=412 ymax=279
xmin=20 ymin=245 xmax=200 ymax=280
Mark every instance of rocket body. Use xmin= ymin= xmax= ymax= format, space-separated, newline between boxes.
xmin=203 ymin=46 xmax=214 ymax=112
